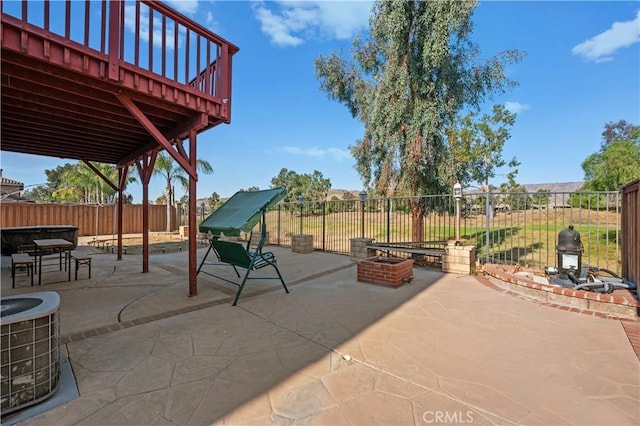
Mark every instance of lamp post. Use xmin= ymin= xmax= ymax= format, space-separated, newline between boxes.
xmin=200 ymin=202 xmax=205 ymax=223
xmin=297 ymin=195 xmax=304 ymax=235
xmin=359 ymin=190 xmax=367 ymax=238
xmin=453 ymin=182 xmax=462 ymax=242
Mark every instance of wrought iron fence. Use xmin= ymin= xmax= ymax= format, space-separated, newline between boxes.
xmin=260 ymin=190 xmax=622 ymax=273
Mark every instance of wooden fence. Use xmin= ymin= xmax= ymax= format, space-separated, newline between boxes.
xmin=621 ymin=179 xmax=639 ymax=289
xmin=0 ymin=203 xmax=176 ymax=236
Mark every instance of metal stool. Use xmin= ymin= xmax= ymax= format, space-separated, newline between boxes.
xmin=72 ymin=254 xmax=92 ymax=280
xmin=11 ymin=253 xmax=34 ymax=288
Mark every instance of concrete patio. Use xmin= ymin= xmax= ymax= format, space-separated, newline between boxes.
xmin=1 ymin=241 xmax=638 ymax=425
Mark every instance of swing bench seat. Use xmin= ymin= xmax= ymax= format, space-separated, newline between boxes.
xmin=214 ymin=239 xmax=276 ymax=271
xmin=198 ymin=238 xmax=289 ymax=305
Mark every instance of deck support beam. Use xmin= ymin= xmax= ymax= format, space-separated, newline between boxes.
xmin=115 ymin=93 xmax=198 ymax=179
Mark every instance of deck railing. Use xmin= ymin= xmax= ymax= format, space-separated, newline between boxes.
xmin=0 ymin=0 xmax=236 ymax=103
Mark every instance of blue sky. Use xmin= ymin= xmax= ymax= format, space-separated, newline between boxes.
xmin=1 ymin=0 xmax=639 ymax=202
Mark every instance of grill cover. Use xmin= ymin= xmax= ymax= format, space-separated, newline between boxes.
xmin=198 ymin=188 xmax=287 ymax=237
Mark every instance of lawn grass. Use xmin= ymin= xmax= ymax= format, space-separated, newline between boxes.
xmin=264 ymin=207 xmax=622 ymax=273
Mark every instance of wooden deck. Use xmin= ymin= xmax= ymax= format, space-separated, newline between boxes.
xmin=1 ymin=0 xmax=239 ymax=165
xmin=1 ymin=0 xmax=240 ymax=296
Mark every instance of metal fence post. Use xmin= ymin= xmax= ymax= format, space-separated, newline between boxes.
xmin=322 ymin=201 xmax=326 ymax=251
xmin=359 ymin=190 xmax=366 ymax=239
xmin=277 ymin=204 xmax=281 ymax=245
xmin=298 ymin=196 xmax=304 ymax=235
xmin=485 ymin=188 xmax=490 ymax=263
xmin=386 ymin=197 xmax=391 ymax=243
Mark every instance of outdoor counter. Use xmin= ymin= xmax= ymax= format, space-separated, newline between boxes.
xmin=0 ymin=225 xmax=78 ymax=255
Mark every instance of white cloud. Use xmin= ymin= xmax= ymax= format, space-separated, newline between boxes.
xmin=254 ymin=7 xmax=305 ymax=47
xmin=164 ymin=0 xmax=200 ymax=16
xmin=327 ymin=148 xmax=352 ymax=161
xmin=253 ymin=1 xmax=372 ymax=47
xmin=572 ymin=11 xmax=640 ymax=63
xmin=124 ymin=5 xmax=177 ymax=50
xmin=504 ymin=101 xmax=530 ymax=115
xmin=281 ymin=146 xmax=351 ymax=161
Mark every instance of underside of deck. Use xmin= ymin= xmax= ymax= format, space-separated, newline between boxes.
xmin=1 ymin=1 xmax=238 ymax=166
xmin=1 ymin=0 xmax=239 ymax=296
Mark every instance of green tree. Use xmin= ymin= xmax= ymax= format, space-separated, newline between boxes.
xmin=239 ymin=186 xmax=260 ymax=192
xmin=25 ymin=163 xmax=76 ymax=202
xmin=315 ymin=0 xmax=522 ymax=241
xmin=208 ymin=192 xmax=224 ymax=211
xmin=500 ymin=181 xmax=530 ymax=211
xmin=271 ymin=168 xmax=297 ymax=203
xmin=582 ymin=122 xmax=640 ymax=191
xmin=342 ymin=191 xmax=356 ymax=212
xmin=531 ymin=189 xmax=551 ymax=207
xmin=568 ymin=191 xmax=608 ymax=210
xmin=153 ymin=152 xmax=213 ymax=232
xmin=270 ymin=168 xmax=332 ymax=207
xmin=22 ymin=185 xmax=54 ymax=203
xmin=601 ymin=119 xmax=636 ymax=146
xmin=50 ymin=162 xmax=135 ymax=204
xmin=448 ymin=104 xmax=519 ymax=189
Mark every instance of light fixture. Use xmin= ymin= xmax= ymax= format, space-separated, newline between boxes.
xmin=453 ymin=182 xmax=462 ymax=199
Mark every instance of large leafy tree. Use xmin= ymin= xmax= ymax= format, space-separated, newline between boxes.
xmin=500 ymin=179 xmax=530 ymax=211
xmin=582 ymin=121 xmax=640 ymax=191
xmin=22 ymin=163 xmax=75 ymax=202
xmin=59 ymin=162 xmax=134 ymax=203
xmin=315 ymin=0 xmax=522 ymax=240
xmin=448 ymin=104 xmax=519 ymax=189
xmin=531 ymin=189 xmax=551 ymax=207
xmin=153 ymin=152 xmax=213 ymax=232
xmin=270 ymin=168 xmax=332 ymax=208
xmin=601 ymin=119 xmax=636 ymax=146
xmin=208 ymin=192 xmax=223 ymax=211
xmin=25 ymin=162 xmax=134 ymax=203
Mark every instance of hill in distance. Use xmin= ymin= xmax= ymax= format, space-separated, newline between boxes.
xmin=327 ymin=182 xmax=585 ymax=199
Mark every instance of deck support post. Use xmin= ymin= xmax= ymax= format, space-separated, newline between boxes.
xmin=188 ymin=130 xmax=198 ymax=296
xmin=81 ymin=160 xmax=129 ymax=260
xmin=135 ymin=151 xmax=158 ymax=273
xmin=117 ymin=166 xmax=129 ymax=260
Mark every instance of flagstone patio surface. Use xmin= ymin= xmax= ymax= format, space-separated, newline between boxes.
xmin=1 ymin=240 xmax=638 ymax=425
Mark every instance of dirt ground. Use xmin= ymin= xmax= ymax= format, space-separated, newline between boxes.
xmin=81 ymin=233 xmax=211 ymax=255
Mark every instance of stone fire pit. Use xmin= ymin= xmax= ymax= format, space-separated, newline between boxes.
xmin=357 ymin=256 xmax=414 ymax=288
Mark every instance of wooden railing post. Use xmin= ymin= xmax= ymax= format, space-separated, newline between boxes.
xmin=108 ymin=0 xmax=120 ymax=81
xmin=221 ymin=43 xmax=231 ymax=121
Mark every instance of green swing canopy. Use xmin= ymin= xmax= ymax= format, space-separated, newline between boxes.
xmin=198 ymin=187 xmax=287 ymax=237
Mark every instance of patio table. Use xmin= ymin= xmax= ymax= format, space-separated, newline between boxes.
xmin=33 ymin=238 xmax=73 ymax=285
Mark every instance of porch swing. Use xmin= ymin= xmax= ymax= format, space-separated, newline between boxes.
xmin=196 ymin=187 xmax=289 ymax=305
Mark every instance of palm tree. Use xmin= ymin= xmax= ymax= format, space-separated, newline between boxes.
xmin=58 ymin=162 xmax=135 ymax=203
xmin=153 ymin=152 xmax=213 ymax=232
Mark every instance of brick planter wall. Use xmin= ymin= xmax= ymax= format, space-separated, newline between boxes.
xmin=483 ymin=264 xmax=639 ymax=320
xmin=357 ymin=256 xmax=413 ymax=288
xmin=442 ymin=242 xmax=476 ymax=274
xmin=292 ymin=234 xmax=313 ymax=254
xmin=350 ymin=238 xmax=376 ymax=261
